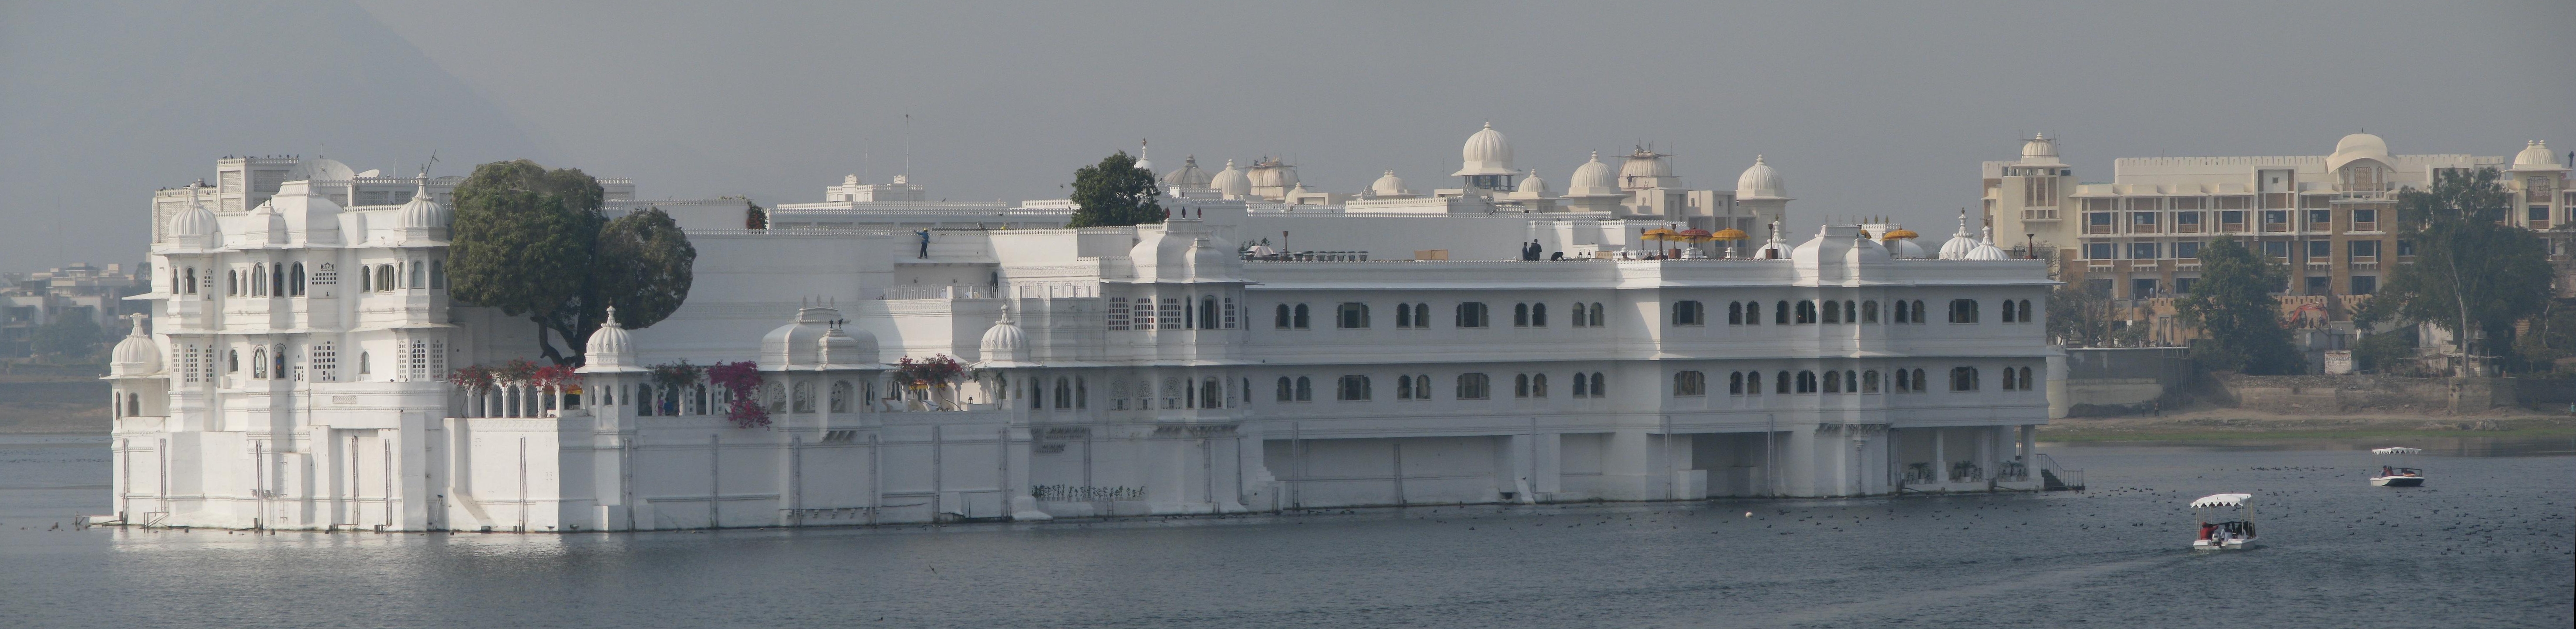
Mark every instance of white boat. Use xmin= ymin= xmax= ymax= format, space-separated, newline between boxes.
xmin=2190 ymin=493 xmax=2258 ymax=550
xmin=2369 ymin=447 xmax=2426 ymax=487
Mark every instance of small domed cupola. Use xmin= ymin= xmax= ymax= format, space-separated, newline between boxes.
xmin=1567 ymin=152 xmax=1622 ymax=198
xmin=816 ymin=319 xmax=881 ymax=369
xmin=1938 ymin=210 xmax=1981 ymax=260
xmin=2512 ymin=140 xmax=2565 ymax=172
xmin=976 ymin=311 xmax=1033 ymax=368
xmin=1735 ymin=155 xmax=1789 ymax=200
xmin=396 ymin=180 xmax=448 ymax=230
xmin=167 ymin=200 xmax=219 ymax=250
xmin=1371 ymin=170 xmax=1409 ymax=196
xmin=1965 ymin=227 xmax=2011 ymax=260
xmin=1209 ymin=159 xmax=1250 ymax=198
xmin=1452 ymin=122 xmax=1515 ymax=177
xmin=108 ymin=314 xmax=162 ymax=378
xmin=578 ymin=306 xmax=644 ymax=373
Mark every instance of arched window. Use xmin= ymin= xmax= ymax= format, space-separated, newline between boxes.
xmin=1894 ymin=300 xmax=1909 ymax=323
xmin=1823 ymin=299 xmax=1841 ymax=323
xmin=1455 ymin=373 xmax=1489 ymax=399
xmin=2021 ymin=366 xmax=2035 ymax=390
xmin=792 ymin=381 xmax=815 ymax=413
xmin=356 ymin=352 xmax=369 ymax=376
xmin=429 ymin=260 xmax=446 ymax=289
xmin=1337 ymin=302 xmax=1369 ymax=328
xmin=1573 ymin=372 xmax=1590 ymax=397
xmin=1824 ymin=370 xmax=1842 ymax=393
xmin=1514 ymin=373 xmax=1530 ymax=398
xmin=1295 ymin=376 xmax=1313 ymax=402
xmin=1569 ymin=303 xmax=1589 ymax=327
xmin=1672 ymin=301 xmax=1704 ymax=326
xmin=1398 ymin=303 xmax=1416 ymax=328
xmin=1673 ymin=371 xmax=1706 ymax=396
xmin=1862 ymin=300 xmax=1879 ymax=323
xmin=1796 ymin=370 xmax=1817 ymax=393
xmin=1200 ymin=378 xmax=1218 ymax=408
xmin=1951 ymin=367 xmax=1980 ymax=391
xmin=1911 ymin=300 xmax=1927 ymax=324
xmin=1530 ymin=373 xmax=1547 ymax=397
xmin=1727 ymin=301 xmax=1743 ymax=325
xmin=1729 ymin=371 xmax=1745 ymax=395
xmin=1200 ymin=297 xmax=1217 ymax=330
xmin=272 ymin=264 xmax=285 ymax=297
xmin=1531 ymin=302 xmax=1546 ymax=327
xmin=125 ymin=392 xmax=140 ymax=417
xmin=273 ymin=345 xmax=287 ymax=379
xmin=1338 ymin=375 xmax=1371 ymax=400
xmin=1589 ymin=372 xmax=1605 ymax=396
xmin=1863 ymin=370 xmax=1881 ymax=393
xmin=226 ymin=349 xmax=240 ymax=374
xmin=1589 ymin=302 xmax=1605 ymax=327
xmin=288 ymin=263 xmax=305 ymax=296
xmin=1054 ymin=377 xmax=1072 ymax=409
xmin=1843 ymin=301 xmax=1857 ymax=323
xmin=250 ymin=264 xmax=267 ymax=296
xmin=1454 ymin=302 xmax=1488 ymax=328
xmin=1276 ymin=377 xmax=1295 ymax=402
xmin=183 ymin=267 xmax=197 ymax=294
xmin=1513 ymin=303 xmax=1529 ymax=327
xmin=829 ymin=381 xmax=852 ymax=412
xmin=1077 ymin=377 xmax=1090 ymax=408
xmin=1774 ymin=300 xmax=1790 ymax=325
xmin=1747 ymin=371 xmax=1763 ymax=396
xmin=1275 ymin=304 xmax=1292 ymax=328
xmin=411 ymin=260 xmax=427 ymax=289
xmin=1291 ymin=304 xmax=1310 ymax=328
xmin=1396 ymin=375 xmax=1416 ymax=400
xmin=764 ymin=382 xmax=787 ymax=413
xmin=251 ymin=348 xmax=268 ymax=379
xmin=1795 ymin=300 xmax=1817 ymax=324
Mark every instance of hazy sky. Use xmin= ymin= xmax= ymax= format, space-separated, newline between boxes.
xmin=6 ymin=0 xmax=2572 ymax=270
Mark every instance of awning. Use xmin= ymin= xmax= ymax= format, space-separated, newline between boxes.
xmin=2190 ymin=493 xmax=2252 ymax=508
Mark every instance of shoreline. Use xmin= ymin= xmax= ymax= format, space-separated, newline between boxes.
xmin=2038 ymin=410 xmax=2576 ymax=442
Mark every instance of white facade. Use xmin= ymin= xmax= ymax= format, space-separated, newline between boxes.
xmin=110 ymin=138 xmax=2055 ymax=532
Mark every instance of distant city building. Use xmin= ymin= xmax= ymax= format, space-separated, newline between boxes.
xmin=2 ymin=262 xmax=141 ymax=358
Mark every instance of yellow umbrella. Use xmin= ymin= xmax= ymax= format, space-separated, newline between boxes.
xmin=1712 ymin=228 xmax=1748 ymax=241
xmin=1640 ymin=228 xmax=1679 ymax=241
xmin=1881 ymin=228 xmax=1920 ymax=240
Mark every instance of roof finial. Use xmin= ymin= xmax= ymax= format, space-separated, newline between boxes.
xmin=602 ymin=305 xmax=621 ymax=328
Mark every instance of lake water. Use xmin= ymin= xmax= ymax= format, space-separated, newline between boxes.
xmin=3 ymin=434 xmax=2569 ymax=628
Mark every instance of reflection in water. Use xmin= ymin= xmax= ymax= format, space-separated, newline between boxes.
xmin=2 ymin=436 xmax=2568 ymax=628
xmin=2043 ymin=435 xmax=2576 ymax=457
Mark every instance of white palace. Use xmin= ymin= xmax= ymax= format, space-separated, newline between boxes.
xmin=106 ymin=124 xmax=2061 ymax=531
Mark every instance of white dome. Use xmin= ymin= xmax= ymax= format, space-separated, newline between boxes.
xmin=1750 ymin=221 xmax=1791 ymax=260
xmin=978 ymin=317 xmax=1029 ymax=364
xmin=1735 ymin=155 xmax=1787 ymax=199
xmin=1965 ymin=227 xmax=2010 ymax=260
xmin=1209 ymin=159 xmax=1250 ymax=197
xmin=2327 ymin=133 xmax=2392 ymax=172
xmin=1452 ymin=122 xmax=1516 ymax=176
xmin=1162 ymin=156 xmax=1214 ymax=188
xmin=249 ymin=200 xmax=288 ymax=243
xmin=582 ymin=306 xmax=638 ymax=371
xmin=2018 ymin=134 xmax=2066 ymax=166
xmin=395 ymin=181 xmax=447 ymax=229
xmin=760 ymin=307 xmax=839 ymax=367
xmin=2512 ymin=140 xmax=2563 ymax=171
xmin=1937 ymin=211 xmax=1979 ymax=260
xmin=1371 ymin=170 xmax=1408 ymax=196
xmin=1567 ymin=152 xmax=1622 ymax=197
xmin=817 ymin=323 xmax=878 ymax=367
xmin=168 ymin=201 xmax=217 ymax=238
xmin=1889 ymin=237 xmax=1927 ymax=259
xmin=1245 ymin=158 xmax=1298 ymax=190
xmin=1617 ymin=149 xmax=1672 ymax=189
xmin=108 ymin=315 xmax=160 ymax=377
xmin=1514 ymin=170 xmax=1551 ymax=197
xmin=285 ymin=157 xmax=356 ymax=183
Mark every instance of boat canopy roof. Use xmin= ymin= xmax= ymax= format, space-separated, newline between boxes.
xmin=2372 ymin=447 xmax=2423 ymax=455
xmin=2191 ymin=493 xmax=2253 ymax=508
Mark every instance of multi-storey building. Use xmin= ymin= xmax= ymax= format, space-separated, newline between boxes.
xmin=1984 ymin=133 xmax=2570 ymax=303
xmin=105 ymin=128 xmax=2059 ymax=532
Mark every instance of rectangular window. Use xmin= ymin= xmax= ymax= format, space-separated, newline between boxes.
xmin=310 ymin=342 xmax=336 ymax=382
xmin=2351 ymin=208 xmax=2377 ymax=229
xmin=2175 ymin=277 xmax=2196 ymax=294
xmin=2396 ymin=240 xmax=2414 ymax=257
xmin=1948 ymin=299 xmax=1979 ymax=324
xmin=1949 ymin=367 xmax=1979 ymax=392
xmin=2173 ymin=240 xmax=2201 ymax=259
xmin=2306 ymin=240 xmax=2332 ymax=260
xmin=1160 ymin=298 xmax=1183 ymax=329
xmin=1672 ymin=301 xmax=1704 ymax=326
xmin=1222 ymin=297 xmax=1236 ymax=329
xmin=1454 ymin=302 xmax=1488 ymax=328
xmin=2306 ymin=209 xmax=2332 ymax=228
xmin=1106 ymin=297 xmax=1130 ymax=331
xmin=2262 ymin=240 xmax=2290 ymax=259
xmin=2128 ymin=242 xmax=2159 ymax=260
xmin=2085 ymin=243 xmax=2115 ymax=260
xmin=2350 ymin=276 xmax=2378 ymax=295
xmin=2130 ymin=212 xmax=2158 ymax=233
xmin=2349 ymin=240 xmax=2380 ymax=259
xmin=1338 ymin=303 xmax=1370 ymax=329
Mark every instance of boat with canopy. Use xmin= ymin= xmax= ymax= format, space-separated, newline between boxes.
xmin=2190 ymin=493 xmax=2258 ymax=550
xmin=2368 ymin=447 xmax=2425 ymax=487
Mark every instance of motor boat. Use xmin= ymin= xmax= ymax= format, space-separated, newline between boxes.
xmin=2190 ymin=493 xmax=2258 ymax=550
xmin=2369 ymin=447 xmax=2425 ymax=487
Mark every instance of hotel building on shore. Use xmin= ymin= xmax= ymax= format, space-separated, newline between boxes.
xmin=104 ymin=124 xmax=2061 ymax=532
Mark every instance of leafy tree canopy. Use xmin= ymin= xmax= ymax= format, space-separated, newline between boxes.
xmin=2354 ymin=167 xmax=2552 ymax=374
xmin=448 ymin=159 xmax=695 ymax=365
xmin=2175 ymin=236 xmax=2302 ymax=374
xmin=1067 ymin=151 xmax=1166 ymax=228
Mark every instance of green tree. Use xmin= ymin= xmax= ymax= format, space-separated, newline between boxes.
xmin=448 ymin=160 xmax=695 ymax=365
xmin=2354 ymin=167 xmax=2553 ymax=375
xmin=1067 ymin=151 xmax=1165 ymax=228
xmin=2176 ymin=236 xmax=2301 ymax=374
xmin=30 ymin=310 xmax=103 ymax=362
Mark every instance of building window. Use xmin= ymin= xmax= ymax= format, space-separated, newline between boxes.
xmin=1774 ymin=371 xmax=1791 ymax=394
xmin=1950 ymin=367 xmax=1980 ymax=391
xmin=2350 ymin=276 xmax=2377 ymax=295
xmin=1529 ymin=303 xmax=1547 ymax=327
xmin=250 ymin=348 xmax=267 ymax=379
xmin=2174 ymin=240 xmax=2201 ymax=259
xmin=2350 ymin=240 xmax=2380 ymax=260
xmin=1588 ymin=302 xmax=1605 ymax=327
xmin=1672 ymin=301 xmax=1704 ymax=326
xmin=1728 ymin=371 xmax=1745 ymax=395
xmin=1337 ymin=375 xmax=1372 ymax=400
xmin=1454 ymin=373 xmax=1490 ymax=399
xmin=2395 ymin=240 xmax=2414 ymax=257
xmin=1397 ymin=375 xmax=1430 ymax=400
xmin=1397 ymin=303 xmax=1417 ymax=328
xmin=1512 ymin=303 xmax=1528 ymax=327
xmin=1673 ymin=371 xmax=1706 ymax=397
xmin=2306 ymin=240 xmax=2331 ymax=260
xmin=1794 ymin=370 xmax=1817 ymax=393
xmin=1822 ymin=300 xmax=1841 ymax=324
xmin=1861 ymin=301 xmax=1879 ymax=323
xmin=1198 ymin=378 xmax=1217 ymax=409
xmin=1948 ymin=299 xmax=1979 ymax=323
xmin=2085 ymin=243 xmax=2115 ymax=260
xmin=1455 ymin=302 xmax=1489 ymax=328
xmin=1824 ymin=370 xmax=1842 ymax=393
xmin=1338 ymin=303 xmax=1369 ymax=329
xmin=1862 ymin=370 xmax=1881 ymax=393
xmin=1774 ymin=300 xmax=1790 ymax=325
xmin=829 ymin=381 xmax=852 ymax=413
xmin=2262 ymin=240 xmax=2290 ymax=260
xmin=1589 ymin=372 xmax=1606 ymax=397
